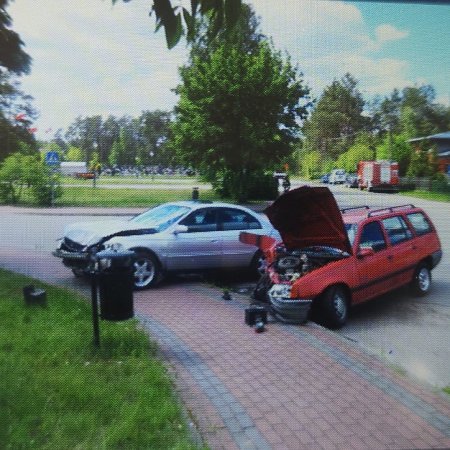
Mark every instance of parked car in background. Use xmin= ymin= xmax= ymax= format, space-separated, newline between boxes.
xmin=345 ymin=173 xmax=358 ymax=188
xmin=329 ymin=169 xmax=346 ymax=184
xmin=241 ymin=186 xmax=442 ymax=329
xmin=320 ymin=173 xmax=330 ymax=184
xmin=53 ymin=201 xmax=279 ymax=289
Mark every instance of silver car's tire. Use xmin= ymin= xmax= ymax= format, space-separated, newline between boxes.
xmin=133 ymin=251 xmax=162 ymax=289
xmin=71 ymin=268 xmax=86 ymax=278
xmin=411 ymin=263 xmax=431 ymax=297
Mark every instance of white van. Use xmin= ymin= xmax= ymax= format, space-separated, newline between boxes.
xmin=329 ymin=169 xmax=346 ymax=184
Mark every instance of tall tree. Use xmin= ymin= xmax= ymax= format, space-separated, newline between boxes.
xmin=302 ymin=73 xmax=367 ymax=160
xmin=170 ymin=5 xmax=310 ymax=201
xmin=65 ymin=115 xmax=103 ymax=163
xmin=138 ymin=110 xmax=172 ymax=165
xmin=0 ymin=0 xmax=31 ymax=75
xmin=0 ymin=73 xmax=37 ymax=160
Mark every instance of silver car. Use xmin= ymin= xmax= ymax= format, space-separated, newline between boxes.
xmin=53 ymin=201 xmax=279 ymax=289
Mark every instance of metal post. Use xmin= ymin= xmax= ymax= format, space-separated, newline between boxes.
xmin=90 ymin=271 xmax=100 ymax=347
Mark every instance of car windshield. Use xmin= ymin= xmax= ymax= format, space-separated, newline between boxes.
xmin=130 ymin=204 xmax=191 ymax=232
xmin=345 ymin=223 xmax=358 ymax=246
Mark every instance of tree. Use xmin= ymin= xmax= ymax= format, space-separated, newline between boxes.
xmin=302 ymin=73 xmax=367 ymax=161
xmin=65 ymin=146 xmax=84 ymax=162
xmin=371 ymin=85 xmax=450 ymax=140
xmin=336 ymin=144 xmax=373 ymax=174
xmin=137 ymin=110 xmax=172 ymax=165
xmin=170 ymin=6 xmax=310 ymax=201
xmin=0 ymin=0 xmax=31 ymax=75
xmin=65 ymin=115 xmax=103 ymax=164
xmin=376 ymin=133 xmax=412 ymax=176
xmin=0 ymin=152 xmax=61 ymax=205
xmin=114 ymin=0 xmax=244 ymax=49
xmin=0 ymin=73 xmax=37 ymax=160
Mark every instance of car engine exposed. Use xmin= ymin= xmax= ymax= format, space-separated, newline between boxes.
xmin=272 ymin=245 xmax=349 ymax=282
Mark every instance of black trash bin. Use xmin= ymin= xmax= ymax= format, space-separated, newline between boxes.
xmin=96 ymin=250 xmax=135 ymax=321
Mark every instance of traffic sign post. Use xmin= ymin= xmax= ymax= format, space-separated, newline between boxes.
xmin=45 ymin=152 xmax=60 ymax=207
xmin=45 ymin=151 xmax=60 ymax=166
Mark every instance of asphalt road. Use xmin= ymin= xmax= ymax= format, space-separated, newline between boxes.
xmin=0 ymin=184 xmax=449 ymax=388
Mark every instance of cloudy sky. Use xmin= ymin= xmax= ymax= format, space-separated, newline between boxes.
xmin=9 ymin=0 xmax=450 ymax=139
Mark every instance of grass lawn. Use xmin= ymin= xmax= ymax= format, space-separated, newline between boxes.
xmin=59 ymin=186 xmax=218 ymax=207
xmin=0 ymin=269 xmax=201 ymax=449
xmin=399 ymin=189 xmax=450 ymax=202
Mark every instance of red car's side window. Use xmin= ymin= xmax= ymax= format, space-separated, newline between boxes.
xmin=359 ymin=221 xmax=387 ymax=252
xmin=382 ymin=216 xmax=413 ymax=245
xmin=406 ymin=212 xmax=432 ymax=236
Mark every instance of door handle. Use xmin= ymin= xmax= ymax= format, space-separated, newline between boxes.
xmin=387 ymin=255 xmax=394 ymax=261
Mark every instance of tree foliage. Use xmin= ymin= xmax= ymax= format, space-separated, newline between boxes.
xmin=170 ymin=6 xmax=310 ymax=201
xmin=114 ymin=0 xmax=244 ymax=49
xmin=302 ymin=73 xmax=368 ymax=160
xmin=0 ymin=152 xmax=61 ymax=205
xmin=63 ymin=111 xmax=172 ymax=167
xmin=0 ymin=73 xmax=37 ymax=161
xmin=0 ymin=0 xmax=31 ymax=75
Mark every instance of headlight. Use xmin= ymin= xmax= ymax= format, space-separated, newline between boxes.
xmin=269 ymin=284 xmax=292 ymax=299
xmin=104 ymin=242 xmax=125 ymax=252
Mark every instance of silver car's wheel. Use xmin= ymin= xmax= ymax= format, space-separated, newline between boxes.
xmin=133 ymin=251 xmax=161 ymax=289
xmin=71 ymin=268 xmax=86 ymax=278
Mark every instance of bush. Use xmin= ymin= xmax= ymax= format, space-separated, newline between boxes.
xmin=431 ymin=173 xmax=450 ymax=193
xmin=213 ymin=169 xmax=278 ymax=201
xmin=0 ymin=152 xmax=62 ymax=205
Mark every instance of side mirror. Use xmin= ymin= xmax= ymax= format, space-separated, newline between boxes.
xmin=173 ymin=224 xmax=188 ymax=235
xmin=357 ymin=246 xmax=375 ymax=258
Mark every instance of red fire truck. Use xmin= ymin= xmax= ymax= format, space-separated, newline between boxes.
xmin=357 ymin=160 xmax=399 ymax=192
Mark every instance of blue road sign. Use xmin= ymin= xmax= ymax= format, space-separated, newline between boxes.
xmin=45 ymin=151 xmax=60 ymax=166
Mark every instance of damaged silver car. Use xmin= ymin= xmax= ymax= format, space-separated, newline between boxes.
xmin=53 ymin=201 xmax=279 ymax=289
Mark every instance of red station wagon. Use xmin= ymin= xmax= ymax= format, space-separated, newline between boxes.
xmin=241 ymin=186 xmax=442 ymax=329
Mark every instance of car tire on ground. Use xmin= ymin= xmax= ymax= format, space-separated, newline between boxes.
xmin=411 ymin=263 xmax=431 ymax=297
xmin=132 ymin=250 xmax=162 ymax=289
xmin=71 ymin=268 xmax=86 ymax=278
xmin=250 ymin=250 xmax=266 ymax=279
xmin=315 ymin=285 xmax=349 ymax=329
xmin=252 ymin=272 xmax=271 ymax=303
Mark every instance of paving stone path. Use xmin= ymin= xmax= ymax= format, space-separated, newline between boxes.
xmin=134 ymin=284 xmax=450 ymax=450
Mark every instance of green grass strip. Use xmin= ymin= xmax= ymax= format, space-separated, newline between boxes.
xmin=0 ymin=269 xmax=201 ymax=449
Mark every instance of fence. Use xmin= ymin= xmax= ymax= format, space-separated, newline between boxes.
xmin=399 ymin=176 xmax=450 ymax=193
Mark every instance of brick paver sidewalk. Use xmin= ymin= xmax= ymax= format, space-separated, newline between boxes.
xmin=135 ymin=283 xmax=450 ymax=450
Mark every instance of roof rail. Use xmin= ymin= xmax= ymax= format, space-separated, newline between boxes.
xmin=341 ymin=206 xmax=370 ymax=214
xmin=368 ymin=204 xmax=415 ymax=217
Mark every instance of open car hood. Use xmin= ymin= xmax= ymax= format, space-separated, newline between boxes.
xmin=264 ymin=186 xmax=352 ymax=254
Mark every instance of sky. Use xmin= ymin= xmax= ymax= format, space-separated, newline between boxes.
xmin=8 ymin=0 xmax=450 ymax=140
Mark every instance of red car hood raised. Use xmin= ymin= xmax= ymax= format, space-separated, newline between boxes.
xmin=264 ymin=186 xmax=352 ymax=254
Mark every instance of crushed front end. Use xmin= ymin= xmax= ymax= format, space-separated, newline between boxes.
xmin=241 ymin=186 xmax=352 ymax=324
xmin=265 ymin=244 xmax=348 ymax=323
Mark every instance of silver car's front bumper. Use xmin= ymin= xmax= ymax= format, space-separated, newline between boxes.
xmin=52 ymin=248 xmax=91 ymax=270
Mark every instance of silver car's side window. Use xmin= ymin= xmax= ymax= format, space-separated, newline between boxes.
xmin=180 ymin=209 xmax=218 ymax=232
xmin=218 ymin=208 xmax=261 ymax=231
